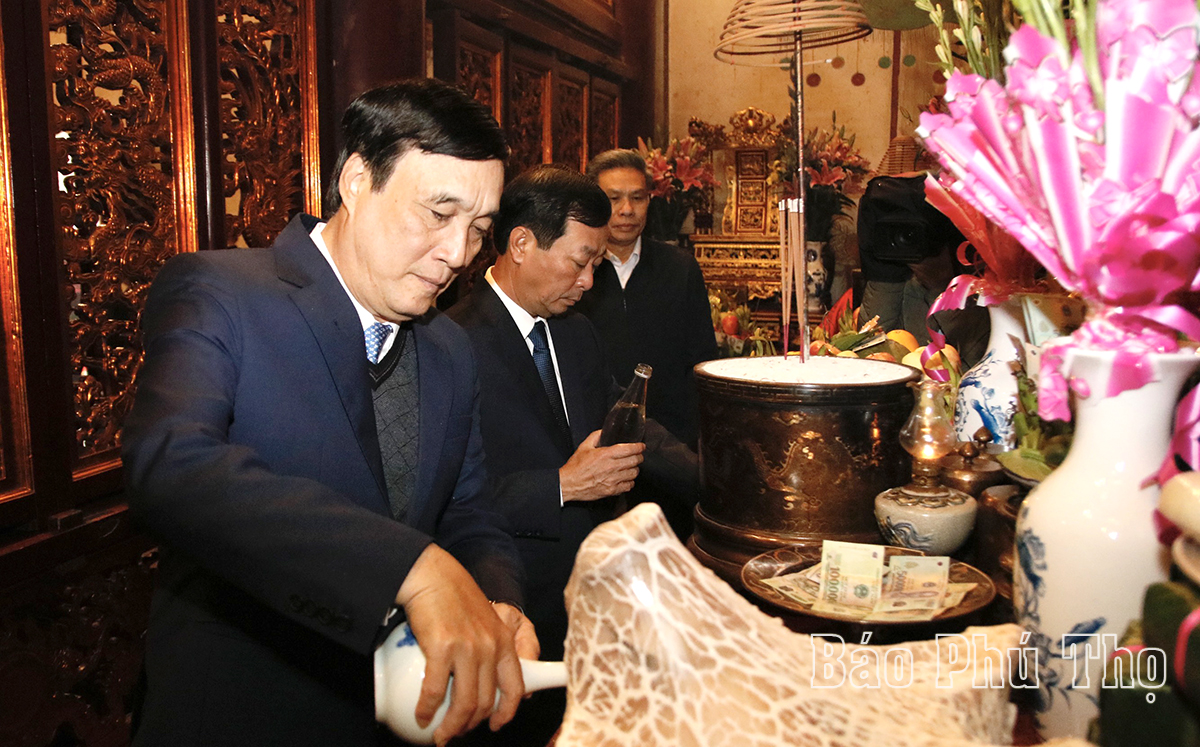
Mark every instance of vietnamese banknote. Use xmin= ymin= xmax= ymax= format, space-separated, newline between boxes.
xmin=761 ymin=570 xmax=818 ymax=605
xmin=877 ymin=555 xmax=950 ymax=611
xmin=812 ymin=541 xmax=884 ymax=617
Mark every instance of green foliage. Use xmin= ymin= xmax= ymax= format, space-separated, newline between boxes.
xmin=996 ymin=359 xmax=1074 ymax=481
xmin=916 ymin=0 xmax=1015 ymax=83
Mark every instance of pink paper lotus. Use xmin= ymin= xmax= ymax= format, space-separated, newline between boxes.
xmin=918 ymin=0 xmax=1200 ymax=425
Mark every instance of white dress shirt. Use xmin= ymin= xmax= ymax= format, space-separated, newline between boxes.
xmin=484 ymin=267 xmax=570 ymax=424
xmin=606 ymin=236 xmax=642 ymax=289
xmin=311 ymin=222 xmax=398 ymax=358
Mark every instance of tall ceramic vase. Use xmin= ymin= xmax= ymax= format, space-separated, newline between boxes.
xmin=1014 ymin=348 xmax=1200 ymax=739
xmin=955 ymin=298 xmax=1026 ymax=448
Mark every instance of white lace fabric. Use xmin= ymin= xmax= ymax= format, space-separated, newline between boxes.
xmin=558 ymin=504 xmax=1092 ymax=747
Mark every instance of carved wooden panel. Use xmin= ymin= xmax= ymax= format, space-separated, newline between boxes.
xmin=507 ymin=47 xmax=552 ymax=175
xmin=458 ymin=40 xmax=503 ymax=123
xmin=432 ymin=12 xmax=504 ymax=125
xmin=552 ymin=64 xmax=587 ymax=169
xmin=217 ymin=0 xmax=321 ymax=248
xmin=589 ymin=77 xmax=619 ymax=159
xmin=443 ymin=16 xmax=504 ymax=125
xmin=0 ymin=545 xmax=155 ymax=747
xmin=43 ymin=0 xmax=197 ymax=477
xmin=0 ymin=12 xmax=33 ymax=505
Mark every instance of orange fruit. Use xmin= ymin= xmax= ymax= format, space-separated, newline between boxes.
xmin=885 ymin=329 xmax=919 ymax=353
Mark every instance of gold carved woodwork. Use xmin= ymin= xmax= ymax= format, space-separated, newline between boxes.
xmin=691 ymin=107 xmax=789 ymax=239
xmin=552 ymin=71 xmax=587 ymax=170
xmin=689 ymin=106 xmax=788 ymax=152
xmin=0 ymin=13 xmax=33 ymax=503
xmin=689 ymin=111 xmax=791 ymax=308
xmin=44 ymin=0 xmax=197 ymax=476
xmin=692 ymin=108 xmax=808 ymax=325
xmin=217 ymin=0 xmax=320 ymax=248
xmin=692 ymin=236 xmax=781 ymax=301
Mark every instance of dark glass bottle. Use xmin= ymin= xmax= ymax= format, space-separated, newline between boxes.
xmin=599 ymin=364 xmax=652 ymax=446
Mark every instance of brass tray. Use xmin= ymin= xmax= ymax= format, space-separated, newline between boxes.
xmin=742 ymin=544 xmax=996 ymax=624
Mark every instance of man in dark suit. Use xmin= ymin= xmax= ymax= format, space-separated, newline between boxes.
xmin=122 ymin=80 xmax=536 ymax=747
xmin=447 ymin=165 xmax=699 ymax=744
xmin=576 ymin=149 xmax=719 ymax=453
xmin=573 ymin=150 xmax=718 ymax=539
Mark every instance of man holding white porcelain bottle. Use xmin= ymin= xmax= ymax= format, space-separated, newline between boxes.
xmin=123 ymin=80 xmax=537 ymax=747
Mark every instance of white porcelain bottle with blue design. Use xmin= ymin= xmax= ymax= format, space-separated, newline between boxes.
xmin=955 ymin=297 xmax=1026 ymax=448
xmin=1014 ymin=348 xmax=1199 ymax=739
xmin=374 ymin=622 xmax=567 ymax=744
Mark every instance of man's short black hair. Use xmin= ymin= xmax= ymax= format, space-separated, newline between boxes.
xmin=494 ymin=165 xmax=611 ymax=254
xmin=585 ymin=149 xmax=651 ymax=189
xmin=324 ymin=79 xmax=508 ymax=216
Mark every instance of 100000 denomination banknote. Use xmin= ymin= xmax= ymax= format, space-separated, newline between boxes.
xmin=812 ymin=541 xmax=884 ymax=617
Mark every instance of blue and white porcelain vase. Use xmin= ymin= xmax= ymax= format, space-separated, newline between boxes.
xmin=955 ymin=298 xmax=1026 ymax=448
xmin=1014 ymin=348 xmax=1199 ymax=739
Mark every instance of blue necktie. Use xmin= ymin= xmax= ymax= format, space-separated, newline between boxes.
xmin=365 ymin=321 xmax=391 ymax=364
xmin=528 ymin=321 xmax=569 ymax=437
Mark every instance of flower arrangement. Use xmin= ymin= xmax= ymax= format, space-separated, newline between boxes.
xmin=709 ymin=290 xmax=776 ymax=358
xmin=768 ymin=121 xmax=873 ymax=241
xmin=913 ymin=0 xmax=1050 ymax=385
xmin=802 ymin=123 xmax=873 ymax=196
xmin=917 ymin=0 xmax=1200 ymax=425
xmin=923 ymin=177 xmax=1047 ymax=304
xmin=636 ymin=137 xmax=718 ymax=242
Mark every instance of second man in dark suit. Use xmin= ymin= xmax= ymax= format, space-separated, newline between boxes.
xmin=448 ymin=163 xmax=699 ymax=743
xmin=447 ymin=166 xmax=699 ymax=654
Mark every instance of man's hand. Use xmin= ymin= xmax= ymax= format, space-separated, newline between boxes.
xmin=559 ymin=430 xmax=644 ymax=503
xmin=491 ymin=602 xmax=540 ymax=661
xmin=395 ymin=545 xmax=525 ymax=745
